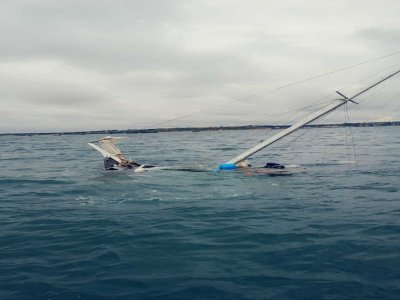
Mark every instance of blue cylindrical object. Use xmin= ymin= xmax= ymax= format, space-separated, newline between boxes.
xmin=219 ymin=163 xmax=237 ymax=170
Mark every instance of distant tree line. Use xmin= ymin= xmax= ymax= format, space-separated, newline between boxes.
xmin=2 ymin=121 xmax=399 ymax=136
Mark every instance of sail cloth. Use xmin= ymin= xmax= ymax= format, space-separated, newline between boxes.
xmin=88 ymin=136 xmax=156 ymax=171
xmin=88 ymin=136 xmax=125 ymax=163
xmin=98 ymin=136 xmax=123 ymax=155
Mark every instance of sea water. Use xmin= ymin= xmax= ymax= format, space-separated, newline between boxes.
xmin=0 ymin=127 xmax=399 ymax=299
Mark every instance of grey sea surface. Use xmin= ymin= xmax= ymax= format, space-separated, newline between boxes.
xmin=0 ymin=127 xmax=399 ymax=299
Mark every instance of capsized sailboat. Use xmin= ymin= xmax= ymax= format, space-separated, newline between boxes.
xmin=89 ymin=69 xmax=399 ymax=173
xmin=219 ymin=68 xmax=400 ymax=170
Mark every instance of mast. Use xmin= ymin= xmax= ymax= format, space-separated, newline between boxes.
xmin=225 ymin=100 xmax=346 ymax=165
xmin=220 ymin=68 xmax=400 ymax=168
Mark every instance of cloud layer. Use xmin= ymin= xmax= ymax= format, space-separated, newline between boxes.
xmin=1 ymin=0 xmax=400 ymax=133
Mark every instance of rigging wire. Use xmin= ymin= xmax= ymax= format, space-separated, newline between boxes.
xmin=266 ymin=98 xmax=365 ymax=163
xmin=339 ymin=61 xmax=400 ymax=96
xmin=214 ymin=64 xmax=400 ymax=165
xmin=147 ymin=51 xmax=400 ymax=129
xmin=343 ymin=103 xmax=350 ymax=166
xmin=345 ymin=103 xmax=358 ymax=165
xmin=343 ymin=105 xmax=351 ymax=165
xmin=265 ymin=106 xmax=343 ymax=159
xmin=210 ymin=67 xmax=399 ymax=163
xmin=367 ymin=88 xmax=400 ymax=117
xmin=252 ymin=62 xmax=400 ymax=129
xmin=217 ymin=99 xmax=344 ymax=163
xmin=345 ymin=78 xmax=400 ymax=123
xmin=228 ymin=99 xmax=334 ymax=128
xmin=348 ymin=76 xmax=396 ymax=108
xmin=269 ymin=128 xmax=308 ymax=154
xmin=391 ymin=102 xmax=400 ymax=114
xmin=142 ymin=55 xmax=400 ymax=166
xmin=210 ymin=102 xmax=338 ymax=161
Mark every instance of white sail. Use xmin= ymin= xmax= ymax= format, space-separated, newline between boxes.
xmin=88 ymin=136 xmax=125 ymax=163
xmin=88 ymin=136 xmax=157 ymax=171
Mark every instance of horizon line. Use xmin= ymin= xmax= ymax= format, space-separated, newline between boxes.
xmin=1 ymin=121 xmax=399 ymax=136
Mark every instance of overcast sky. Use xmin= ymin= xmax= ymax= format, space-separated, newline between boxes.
xmin=1 ymin=0 xmax=400 ymax=133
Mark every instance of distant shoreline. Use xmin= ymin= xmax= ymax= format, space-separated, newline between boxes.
xmin=1 ymin=121 xmax=399 ymax=136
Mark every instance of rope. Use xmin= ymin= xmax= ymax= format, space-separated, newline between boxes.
xmin=345 ymin=103 xmax=358 ymax=165
xmin=344 ymin=105 xmax=351 ymax=165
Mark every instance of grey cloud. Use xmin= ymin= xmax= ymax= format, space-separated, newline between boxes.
xmin=355 ymin=28 xmax=400 ymax=52
xmin=1 ymin=0 xmax=400 ymax=133
xmin=0 ymin=0 xmax=183 ymax=69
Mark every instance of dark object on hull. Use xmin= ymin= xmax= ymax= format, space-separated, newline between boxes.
xmin=104 ymin=157 xmax=120 ymax=170
xmin=265 ymin=162 xmax=285 ymax=169
xmin=104 ymin=157 xmax=155 ymax=171
xmin=104 ymin=157 xmax=138 ymax=170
